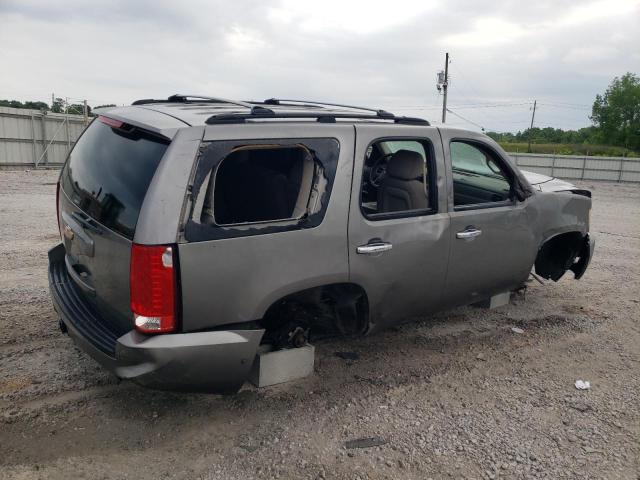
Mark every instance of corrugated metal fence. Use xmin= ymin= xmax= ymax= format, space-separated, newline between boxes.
xmin=509 ymin=152 xmax=640 ymax=183
xmin=1 ymin=106 xmax=640 ymax=182
xmin=0 ymin=106 xmax=87 ymax=168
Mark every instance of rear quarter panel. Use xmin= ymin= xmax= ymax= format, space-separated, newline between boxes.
xmin=177 ymin=124 xmax=355 ymax=331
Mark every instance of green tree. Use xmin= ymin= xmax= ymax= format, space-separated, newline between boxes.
xmin=591 ymin=73 xmax=640 ymax=151
xmin=51 ymin=97 xmax=65 ymax=113
xmin=0 ymin=99 xmax=49 ymax=110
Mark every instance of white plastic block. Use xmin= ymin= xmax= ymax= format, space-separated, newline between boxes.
xmin=249 ymin=344 xmax=315 ymax=387
xmin=477 ymin=291 xmax=511 ymax=309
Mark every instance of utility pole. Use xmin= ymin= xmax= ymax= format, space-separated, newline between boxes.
xmin=527 ymin=100 xmax=537 ymax=153
xmin=442 ymin=52 xmax=449 ymax=123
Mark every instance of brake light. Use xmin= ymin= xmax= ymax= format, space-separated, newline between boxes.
xmin=99 ymin=115 xmax=124 ymax=129
xmin=130 ymin=244 xmax=178 ymax=334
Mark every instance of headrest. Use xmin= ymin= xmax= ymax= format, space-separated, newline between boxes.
xmin=386 ymin=150 xmax=424 ymax=180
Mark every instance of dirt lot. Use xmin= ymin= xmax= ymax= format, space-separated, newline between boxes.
xmin=0 ymin=169 xmax=638 ymax=480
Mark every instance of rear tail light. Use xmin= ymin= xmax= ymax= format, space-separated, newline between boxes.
xmin=130 ymin=244 xmax=178 ymax=334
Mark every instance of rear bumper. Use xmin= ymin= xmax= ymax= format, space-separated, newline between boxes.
xmin=48 ymin=243 xmax=264 ymax=393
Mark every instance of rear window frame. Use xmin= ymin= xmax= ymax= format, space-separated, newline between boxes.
xmin=183 ymin=137 xmax=340 ymax=242
xmin=208 ymin=144 xmax=316 ymax=227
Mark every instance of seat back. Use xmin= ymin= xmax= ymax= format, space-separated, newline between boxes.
xmin=377 ymin=150 xmax=428 ymax=213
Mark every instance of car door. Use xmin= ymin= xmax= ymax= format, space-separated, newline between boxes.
xmin=348 ymin=124 xmax=450 ymax=332
xmin=439 ymin=128 xmax=538 ymax=307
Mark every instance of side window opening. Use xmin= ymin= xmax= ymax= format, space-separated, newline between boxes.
xmin=450 ymin=141 xmax=514 ymax=208
xmin=184 ymin=138 xmax=339 ymax=242
xmin=360 ymin=139 xmax=436 ymax=219
xmin=200 ymin=145 xmax=316 ymax=226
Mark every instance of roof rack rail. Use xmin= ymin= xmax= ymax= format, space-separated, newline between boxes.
xmin=132 ymin=94 xmax=275 ymax=116
xmin=167 ymin=94 xmax=255 ymax=109
xmin=264 ymin=98 xmax=395 ymax=119
xmin=205 ymin=111 xmax=429 ymax=125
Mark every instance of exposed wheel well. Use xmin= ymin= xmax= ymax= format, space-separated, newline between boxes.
xmin=261 ymin=283 xmax=369 ymax=347
xmin=535 ymin=231 xmax=585 ymax=281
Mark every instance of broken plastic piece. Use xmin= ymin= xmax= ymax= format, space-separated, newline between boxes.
xmin=345 ymin=437 xmax=387 ymax=449
xmin=575 ymin=380 xmax=591 ymax=390
xmin=335 ymin=351 xmax=360 ymax=361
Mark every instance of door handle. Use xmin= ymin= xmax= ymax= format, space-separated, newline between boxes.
xmin=357 ymin=241 xmax=393 ymax=255
xmin=456 ymin=228 xmax=482 ymax=239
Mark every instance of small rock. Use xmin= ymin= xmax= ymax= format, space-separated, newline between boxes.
xmin=476 ymin=352 xmax=487 ymax=361
xmin=511 ymin=327 xmax=525 ymax=334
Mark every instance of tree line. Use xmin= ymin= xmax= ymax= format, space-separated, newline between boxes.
xmin=487 ymin=72 xmax=640 ymax=154
xmin=0 ymin=97 xmax=117 ymax=116
xmin=1 ymin=73 xmax=638 ymax=153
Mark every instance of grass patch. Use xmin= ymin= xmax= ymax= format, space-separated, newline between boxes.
xmin=499 ymin=143 xmax=639 ymax=157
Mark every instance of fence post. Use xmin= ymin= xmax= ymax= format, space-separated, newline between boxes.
xmin=39 ymin=111 xmax=48 ymax=167
xmin=30 ymin=112 xmax=37 ymax=166
xmin=618 ymin=158 xmax=624 ymax=183
xmin=551 ymin=153 xmax=556 ymax=177
xmin=65 ymin=115 xmax=71 ymax=161
xmin=581 ymin=154 xmax=586 ymax=180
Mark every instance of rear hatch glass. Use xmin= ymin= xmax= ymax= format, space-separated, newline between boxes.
xmin=60 ymin=118 xmax=169 ymax=239
xmin=58 ymin=117 xmax=169 ymax=333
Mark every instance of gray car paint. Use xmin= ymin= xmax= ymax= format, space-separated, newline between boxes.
xmin=438 ymin=128 xmax=538 ymax=306
xmin=178 ymin=123 xmax=355 ymax=331
xmin=58 ymin=188 xmax=133 ymax=332
xmin=348 ymin=124 xmax=451 ymax=331
xmin=520 ymin=170 xmax=583 ymax=193
xmin=135 ymin=126 xmax=205 ymax=245
xmin=93 ymin=105 xmax=187 ymax=139
xmin=49 ymin=103 xmax=593 ymax=392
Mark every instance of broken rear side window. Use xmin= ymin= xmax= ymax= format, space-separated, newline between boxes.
xmin=185 ymin=138 xmax=339 ymax=241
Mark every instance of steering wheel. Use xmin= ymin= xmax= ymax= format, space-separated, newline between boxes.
xmin=369 ymin=153 xmax=394 ymax=187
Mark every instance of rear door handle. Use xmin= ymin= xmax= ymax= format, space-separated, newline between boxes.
xmin=456 ymin=228 xmax=482 ymax=239
xmin=357 ymin=241 xmax=393 ymax=255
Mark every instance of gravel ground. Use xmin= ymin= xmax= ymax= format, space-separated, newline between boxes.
xmin=0 ymin=169 xmax=638 ymax=480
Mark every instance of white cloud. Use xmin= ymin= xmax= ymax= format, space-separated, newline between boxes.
xmin=0 ymin=0 xmax=638 ymax=132
xmin=442 ymin=18 xmax=526 ymax=47
xmin=554 ymin=0 xmax=640 ymax=27
xmin=225 ymin=26 xmax=267 ymax=52
xmin=267 ymin=0 xmax=438 ymax=35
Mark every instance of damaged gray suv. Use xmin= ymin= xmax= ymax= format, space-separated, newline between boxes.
xmin=49 ymin=95 xmax=594 ymax=393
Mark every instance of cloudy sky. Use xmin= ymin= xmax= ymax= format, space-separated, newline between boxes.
xmin=1 ymin=0 xmax=639 ymax=132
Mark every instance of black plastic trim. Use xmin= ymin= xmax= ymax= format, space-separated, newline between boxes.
xmin=49 ymin=245 xmax=126 ymax=357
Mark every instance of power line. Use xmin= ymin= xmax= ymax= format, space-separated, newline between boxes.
xmin=537 ymin=102 xmax=591 ymax=111
xmin=446 ymin=108 xmax=486 ymax=131
xmin=394 ymin=102 xmax=531 ymax=110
